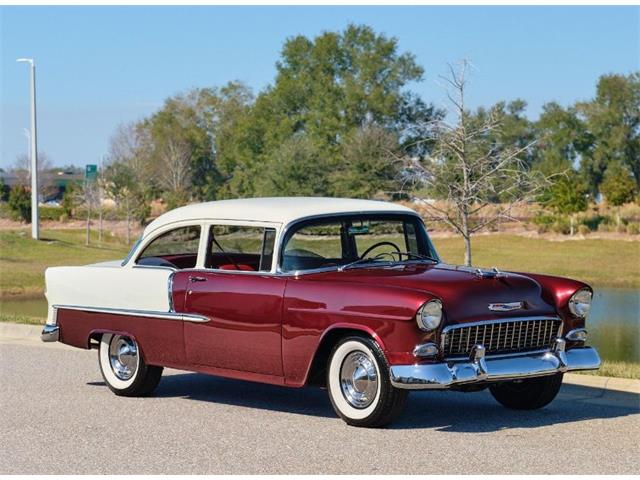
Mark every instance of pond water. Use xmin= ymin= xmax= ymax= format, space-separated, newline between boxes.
xmin=1 ymin=288 xmax=638 ymax=363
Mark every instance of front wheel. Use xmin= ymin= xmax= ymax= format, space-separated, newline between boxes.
xmin=327 ymin=336 xmax=407 ymax=428
xmin=98 ymin=333 xmax=163 ymax=397
xmin=489 ymin=373 xmax=563 ymax=410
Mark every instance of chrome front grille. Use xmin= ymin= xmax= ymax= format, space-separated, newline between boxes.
xmin=442 ymin=317 xmax=562 ymax=358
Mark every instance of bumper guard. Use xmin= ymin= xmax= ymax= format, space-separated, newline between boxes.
xmin=41 ymin=324 xmax=60 ymax=342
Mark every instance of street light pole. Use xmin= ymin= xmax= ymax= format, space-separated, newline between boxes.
xmin=17 ymin=58 xmax=39 ymax=240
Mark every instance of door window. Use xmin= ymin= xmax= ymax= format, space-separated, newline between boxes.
xmin=136 ymin=225 xmax=201 ymax=269
xmin=206 ymin=225 xmax=276 ymax=272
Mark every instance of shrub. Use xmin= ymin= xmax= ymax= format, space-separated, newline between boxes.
xmin=39 ymin=206 xmax=63 ymax=221
xmin=626 ymin=223 xmax=640 ymax=235
xmin=532 ymin=214 xmax=554 ymax=233
xmin=581 ymin=215 xmax=607 ymax=231
xmin=597 ymin=222 xmax=612 ymax=233
xmin=577 ymin=224 xmax=590 ymax=236
xmin=551 ymin=217 xmax=571 ymax=235
xmin=8 ymin=186 xmax=31 ymax=223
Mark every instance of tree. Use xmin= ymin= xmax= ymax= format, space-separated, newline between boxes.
xmin=400 ymin=61 xmax=549 ymax=266
xmin=220 ymin=24 xmax=439 ymax=198
xmin=543 ymin=171 xmax=588 ymax=235
xmin=61 ymin=182 xmax=77 ymax=218
xmin=600 ymin=162 xmax=638 ymax=227
xmin=331 ymin=125 xmax=400 ymax=198
xmin=577 ymin=73 xmax=640 ymax=194
xmin=157 ymin=139 xmax=192 ymax=209
xmin=8 ymin=185 xmax=31 ymax=223
xmin=12 ymin=152 xmax=54 ymax=198
xmin=533 ymin=102 xmax=592 ymax=176
xmin=601 ymin=162 xmax=638 ymax=207
xmin=103 ymin=162 xmax=147 ymax=245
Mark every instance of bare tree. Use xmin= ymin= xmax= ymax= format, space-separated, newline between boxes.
xmin=106 ymin=122 xmax=152 ymax=244
xmin=13 ymin=152 xmax=54 ymax=195
xmin=399 ymin=60 xmax=550 ymax=266
xmin=158 ymin=138 xmax=192 ymax=207
xmin=75 ymin=178 xmax=100 ymax=246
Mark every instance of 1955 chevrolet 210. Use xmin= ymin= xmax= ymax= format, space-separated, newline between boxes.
xmin=42 ymin=197 xmax=601 ymax=427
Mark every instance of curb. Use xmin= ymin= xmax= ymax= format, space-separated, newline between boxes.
xmin=564 ymin=372 xmax=640 ymax=395
xmin=0 ymin=322 xmax=42 ymax=338
xmin=1 ymin=321 xmax=639 ymax=394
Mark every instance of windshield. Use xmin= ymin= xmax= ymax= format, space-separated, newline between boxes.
xmin=280 ymin=214 xmax=439 ymax=273
xmin=121 ymin=237 xmax=143 ymax=266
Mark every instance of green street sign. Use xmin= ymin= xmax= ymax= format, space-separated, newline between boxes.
xmin=85 ymin=164 xmax=98 ymax=181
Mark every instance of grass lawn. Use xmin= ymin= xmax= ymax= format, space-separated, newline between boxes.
xmin=0 ymin=228 xmax=130 ymax=299
xmin=431 ymin=235 xmax=640 ymax=289
xmin=574 ymin=360 xmax=640 ymax=380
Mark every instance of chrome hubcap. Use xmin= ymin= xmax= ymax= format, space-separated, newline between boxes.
xmin=340 ymin=351 xmax=378 ymax=409
xmin=108 ymin=335 xmax=138 ymax=380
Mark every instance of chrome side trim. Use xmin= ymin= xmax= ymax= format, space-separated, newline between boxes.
xmin=41 ymin=324 xmax=60 ymax=342
xmin=52 ymin=304 xmax=210 ymax=323
xmin=390 ymin=346 xmax=601 ymax=390
xmin=167 ymin=271 xmax=176 ymax=312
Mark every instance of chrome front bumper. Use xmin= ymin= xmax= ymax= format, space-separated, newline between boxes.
xmin=41 ymin=324 xmax=60 ymax=342
xmin=390 ymin=340 xmax=601 ymax=390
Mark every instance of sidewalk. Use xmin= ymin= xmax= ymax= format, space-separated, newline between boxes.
xmin=1 ymin=321 xmax=639 ymax=394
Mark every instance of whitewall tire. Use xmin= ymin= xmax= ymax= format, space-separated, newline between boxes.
xmin=98 ymin=333 xmax=163 ymax=397
xmin=327 ymin=336 xmax=407 ymax=428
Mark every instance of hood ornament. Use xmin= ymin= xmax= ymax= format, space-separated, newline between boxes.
xmin=476 ymin=267 xmax=504 ymax=279
xmin=488 ymin=302 xmax=524 ymax=312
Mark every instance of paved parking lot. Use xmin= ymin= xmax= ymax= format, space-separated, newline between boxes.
xmin=1 ymin=337 xmax=639 ymax=474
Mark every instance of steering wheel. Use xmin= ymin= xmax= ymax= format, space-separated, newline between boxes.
xmin=360 ymin=241 xmax=401 ymax=259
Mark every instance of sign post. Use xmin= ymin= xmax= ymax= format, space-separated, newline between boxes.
xmin=84 ymin=164 xmax=98 ymax=246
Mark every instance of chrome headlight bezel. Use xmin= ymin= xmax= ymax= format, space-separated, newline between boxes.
xmin=568 ymin=288 xmax=592 ymax=318
xmin=416 ymin=299 xmax=443 ymax=332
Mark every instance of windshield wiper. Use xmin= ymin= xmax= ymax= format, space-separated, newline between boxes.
xmin=338 ymin=254 xmax=392 ymax=272
xmin=397 ymin=252 xmax=439 ymax=263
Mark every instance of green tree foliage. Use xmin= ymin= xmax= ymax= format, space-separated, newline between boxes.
xmin=8 ymin=185 xmax=31 ymax=223
xmin=331 ymin=125 xmax=399 ymax=198
xmin=600 ymin=162 xmax=638 ymax=206
xmin=577 ymin=73 xmax=640 ymax=194
xmin=219 ymin=24 xmax=440 ymax=198
xmin=61 ymin=182 xmax=77 ymax=218
xmin=543 ymin=171 xmax=588 ymax=235
xmin=533 ymin=102 xmax=592 ymax=176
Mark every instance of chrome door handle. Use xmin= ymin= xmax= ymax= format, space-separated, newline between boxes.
xmin=189 ymin=276 xmax=207 ymax=282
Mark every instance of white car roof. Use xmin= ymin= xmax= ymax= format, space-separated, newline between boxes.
xmin=143 ymin=197 xmax=417 ymax=236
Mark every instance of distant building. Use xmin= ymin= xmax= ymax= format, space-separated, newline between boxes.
xmin=0 ymin=169 xmax=84 ymax=202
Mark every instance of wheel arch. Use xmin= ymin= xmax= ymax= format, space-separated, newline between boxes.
xmin=304 ymin=324 xmax=386 ymax=387
xmin=87 ymin=329 xmax=149 ymax=362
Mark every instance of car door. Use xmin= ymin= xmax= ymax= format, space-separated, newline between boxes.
xmin=179 ymin=224 xmax=286 ymax=376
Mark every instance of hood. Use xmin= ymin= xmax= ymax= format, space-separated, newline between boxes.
xmin=304 ymin=263 xmax=556 ymax=325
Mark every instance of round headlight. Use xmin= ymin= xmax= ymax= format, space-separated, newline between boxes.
xmin=568 ymin=288 xmax=592 ymax=318
xmin=417 ymin=299 xmax=442 ymax=331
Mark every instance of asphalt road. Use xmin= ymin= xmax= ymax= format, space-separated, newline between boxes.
xmin=1 ymin=337 xmax=639 ymax=474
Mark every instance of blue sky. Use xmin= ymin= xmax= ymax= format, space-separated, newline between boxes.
xmin=1 ymin=6 xmax=638 ymax=169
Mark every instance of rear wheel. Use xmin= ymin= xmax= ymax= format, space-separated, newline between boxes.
xmin=489 ymin=373 xmax=563 ymax=410
xmin=327 ymin=336 xmax=407 ymax=428
xmin=98 ymin=333 xmax=163 ymax=397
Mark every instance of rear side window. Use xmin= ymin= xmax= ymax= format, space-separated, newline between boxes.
xmin=207 ymin=225 xmax=276 ymax=272
xmin=136 ymin=226 xmax=201 ymax=269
